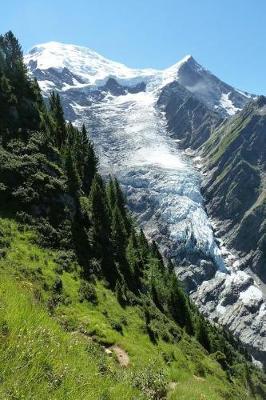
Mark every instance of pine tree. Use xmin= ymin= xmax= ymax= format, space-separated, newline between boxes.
xmin=126 ymin=231 xmax=143 ymax=291
xmin=111 ymin=204 xmax=127 ymax=265
xmin=49 ymin=92 xmax=66 ymax=149
xmin=0 ymin=31 xmax=40 ymax=134
xmin=138 ymin=228 xmax=150 ymax=266
xmin=167 ymin=259 xmax=175 ymax=274
xmin=168 ymin=274 xmax=194 ymax=335
xmin=0 ymin=47 xmax=5 ymax=70
xmin=113 ymin=178 xmax=130 ymax=232
xmin=106 ymin=177 xmax=117 ymax=209
xmin=80 ymin=125 xmax=98 ymax=194
xmin=88 ymin=175 xmax=116 ymax=284
xmin=151 ymin=278 xmax=164 ymax=312
xmin=115 ymin=274 xmax=128 ymax=307
xmin=65 ymin=149 xmax=81 ymax=196
xmin=150 ymin=240 xmax=165 ymax=274
xmin=0 ymin=73 xmax=14 ymax=135
xmin=0 ymin=31 xmax=26 ymax=80
xmin=197 ymin=317 xmax=211 ymax=352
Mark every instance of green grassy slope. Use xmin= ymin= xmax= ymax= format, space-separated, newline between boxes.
xmin=0 ymin=217 xmax=265 ymax=400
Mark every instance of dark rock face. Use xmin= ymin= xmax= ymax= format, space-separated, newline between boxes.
xmin=203 ymin=97 xmax=266 ymax=281
xmin=157 ymin=81 xmax=222 ymax=149
xmin=101 ymin=77 xmax=146 ymax=96
xmin=175 ymin=259 xmax=217 ymax=292
xmin=177 ymin=56 xmax=253 ymax=117
xmin=33 ymin=66 xmax=85 ymax=89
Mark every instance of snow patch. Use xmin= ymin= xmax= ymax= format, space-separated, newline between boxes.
xmin=239 ymin=285 xmax=263 ymax=305
xmin=38 ymin=80 xmax=55 ymax=92
xmin=220 ymin=92 xmax=241 ymax=116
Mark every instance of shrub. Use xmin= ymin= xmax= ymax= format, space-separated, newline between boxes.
xmin=79 ymin=280 xmax=98 ymax=304
xmin=110 ymin=320 xmax=123 ymax=334
xmin=54 ymin=250 xmax=76 ymax=272
xmin=132 ymin=362 xmax=167 ymax=400
xmin=52 ymin=275 xmax=63 ymax=294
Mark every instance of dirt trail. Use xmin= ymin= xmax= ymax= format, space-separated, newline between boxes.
xmin=109 ymin=345 xmax=130 ymax=367
xmin=193 ymin=375 xmax=206 ymax=381
xmin=70 ymin=330 xmax=130 ymax=368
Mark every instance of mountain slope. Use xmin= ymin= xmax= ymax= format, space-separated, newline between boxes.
xmin=157 ymin=80 xmax=222 ymax=149
xmin=175 ymin=56 xmax=254 ymax=117
xmin=202 ymin=96 xmax=266 ymax=281
xmin=2 ymin=217 xmax=266 ymax=400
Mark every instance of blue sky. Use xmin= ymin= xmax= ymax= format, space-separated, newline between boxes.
xmin=1 ymin=0 xmax=266 ymax=94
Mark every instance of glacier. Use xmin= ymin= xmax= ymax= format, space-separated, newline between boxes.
xmin=73 ymin=86 xmax=227 ymax=272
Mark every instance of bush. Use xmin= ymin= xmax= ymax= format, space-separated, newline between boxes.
xmin=52 ymin=275 xmax=63 ymax=294
xmin=54 ymin=250 xmax=76 ymax=273
xmin=212 ymin=351 xmax=228 ymax=370
xmin=132 ymin=362 xmax=167 ymax=400
xmin=79 ymin=280 xmax=98 ymax=304
xmin=110 ymin=320 xmax=123 ymax=334
xmin=115 ymin=280 xmax=128 ymax=307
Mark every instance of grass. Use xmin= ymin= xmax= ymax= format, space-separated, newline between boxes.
xmin=0 ymin=217 xmax=264 ymax=399
xmin=202 ymin=112 xmax=252 ymax=166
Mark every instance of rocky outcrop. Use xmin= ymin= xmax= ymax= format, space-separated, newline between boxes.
xmin=192 ymin=269 xmax=266 ymax=365
xmin=157 ymin=81 xmax=222 ymax=149
xmin=176 ymin=56 xmax=253 ymax=117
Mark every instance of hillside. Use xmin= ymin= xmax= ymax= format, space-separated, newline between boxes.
xmin=0 ymin=30 xmax=266 ymax=399
xmin=202 ymin=96 xmax=266 ymax=281
xmin=2 ymin=217 xmax=266 ymax=400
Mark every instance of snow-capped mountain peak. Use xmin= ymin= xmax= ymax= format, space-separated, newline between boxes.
xmin=25 ymin=41 xmax=158 ymax=88
xmin=25 ymin=41 xmax=253 ymax=117
xmin=26 ymin=41 xmax=193 ymax=80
